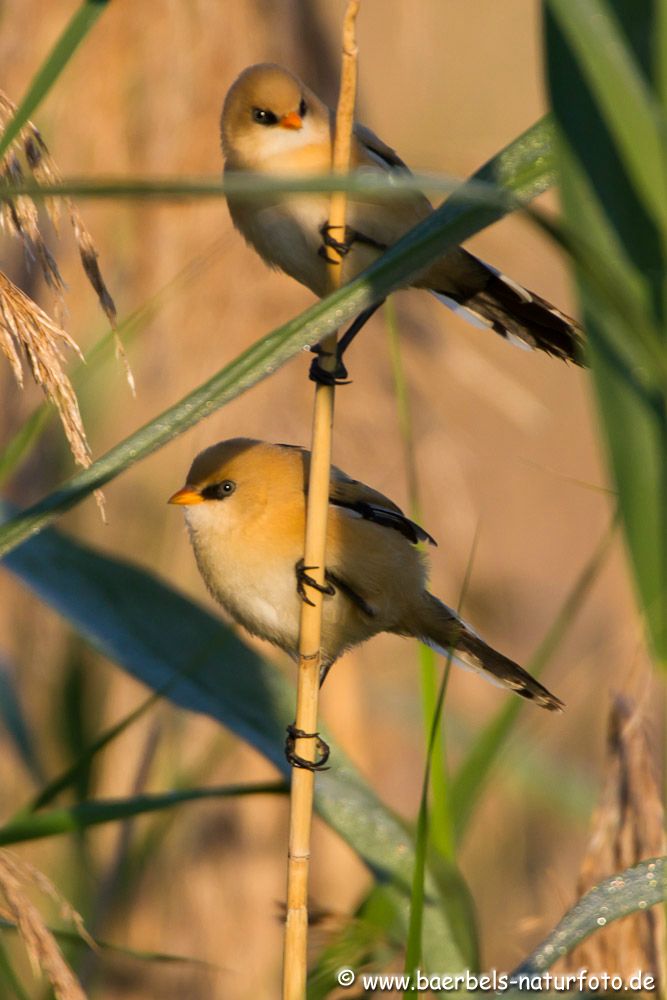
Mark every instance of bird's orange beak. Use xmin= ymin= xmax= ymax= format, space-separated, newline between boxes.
xmin=280 ymin=111 xmax=303 ymax=130
xmin=168 ymin=486 xmax=204 ymax=506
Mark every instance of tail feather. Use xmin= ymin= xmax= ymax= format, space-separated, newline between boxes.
xmin=431 ymin=255 xmax=585 ymax=365
xmin=417 ymin=593 xmax=564 ymax=712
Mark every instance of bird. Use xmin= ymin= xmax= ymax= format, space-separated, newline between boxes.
xmin=168 ymin=438 xmax=563 ymax=714
xmin=220 ymin=63 xmax=583 ymax=369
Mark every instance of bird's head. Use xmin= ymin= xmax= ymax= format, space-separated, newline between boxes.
xmin=220 ymin=63 xmax=330 ymax=169
xmin=168 ymin=438 xmax=255 ymax=519
xmin=168 ymin=438 xmax=307 ymax=538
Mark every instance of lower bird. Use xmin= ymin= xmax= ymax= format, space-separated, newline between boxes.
xmin=169 ymin=438 xmax=563 ymax=716
xmin=221 ymin=63 xmax=583 ymax=368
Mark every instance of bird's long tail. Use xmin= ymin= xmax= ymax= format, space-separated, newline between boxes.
xmin=429 ymin=251 xmax=584 ymax=365
xmin=415 ymin=592 xmax=563 ymax=711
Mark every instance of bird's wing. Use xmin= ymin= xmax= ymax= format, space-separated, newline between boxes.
xmin=343 ymin=123 xmax=433 ymax=248
xmin=353 ymin=123 xmax=412 ymax=172
xmin=328 ymin=468 xmax=436 ymax=546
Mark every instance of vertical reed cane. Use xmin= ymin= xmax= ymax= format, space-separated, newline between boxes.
xmin=282 ymin=4 xmax=362 ymax=998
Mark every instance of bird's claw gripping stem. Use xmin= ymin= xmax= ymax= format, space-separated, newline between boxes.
xmin=318 ymin=221 xmax=354 ymax=261
xmin=308 ymin=345 xmax=350 ymax=386
xmin=307 ymin=300 xmax=385 ymax=386
xmin=285 ymin=723 xmax=330 ymax=770
xmin=295 ymin=559 xmax=335 ymax=606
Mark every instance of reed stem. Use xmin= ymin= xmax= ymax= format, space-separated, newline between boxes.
xmin=282 ymin=5 xmax=361 ymax=998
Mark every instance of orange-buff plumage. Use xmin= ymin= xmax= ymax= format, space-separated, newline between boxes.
xmin=169 ymin=438 xmax=563 ymax=710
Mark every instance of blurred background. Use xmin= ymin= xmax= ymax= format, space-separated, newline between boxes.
xmin=0 ymin=1 xmax=656 ymax=997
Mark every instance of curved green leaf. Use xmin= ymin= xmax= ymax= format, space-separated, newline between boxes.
xmin=546 ymin=0 xmax=667 ymax=230
xmin=509 ymin=857 xmax=664 ymax=988
xmin=545 ymin=1 xmax=667 ymax=662
xmin=0 ymin=116 xmax=554 ymax=559
xmin=0 ymin=782 xmax=286 ymax=846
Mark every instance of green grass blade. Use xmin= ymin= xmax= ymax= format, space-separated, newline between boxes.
xmin=0 ymin=116 xmax=555 ymax=558
xmin=451 ymin=521 xmax=614 ymax=840
xmin=402 ymin=658 xmax=479 ymax=985
xmin=508 ymin=857 xmax=665 ymax=989
xmin=403 ymin=674 xmax=448 ymax=985
xmin=546 ymin=0 xmax=667 ymax=231
xmin=545 ymin=1 xmax=667 ymax=662
xmin=0 ymin=1 xmax=108 ymax=160
xmin=0 ymin=782 xmax=286 ymax=846
xmin=24 ymin=690 xmax=162 ymax=814
xmin=385 ymin=300 xmax=454 ymax=861
xmin=1 ymin=114 xmax=551 ymax=202
xmin=1 ymin=512 xmax=468 ymax=971
xmin=0 ymin=113 xmax=553 ymax=204
xmin=404 ymin=532 xmax=483 ymax=986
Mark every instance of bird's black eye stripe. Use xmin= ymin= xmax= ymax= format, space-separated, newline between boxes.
xmin=252 ymin=107 xmax=278 ymax=126
xmin=299 ymin=98 xmax=307 ymax=117
xmin=201 ymin=480 xmax=236 ymax=500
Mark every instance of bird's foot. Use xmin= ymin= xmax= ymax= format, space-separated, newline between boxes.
xmin=308 ymin=344 xmax=350 ymax=386
xmin=285 ymin=723 xmax=330 ymax=771
xmin=318 ymin=221 xmax=355 ymax=262
xmin=295 ymin=559 xmax=336 ymax=606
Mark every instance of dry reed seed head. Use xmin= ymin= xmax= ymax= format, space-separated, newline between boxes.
xmin=0 ymin=88 xmax=130 ymax=476
xmin=13 ymin=855 xmax=97 ymax=953
xmin=562 ymin=695 xmax=666 ymax=989
xmin=0 ymin=88 xmax=131 ymax=390
xmin=25 ymin=128 xmax=62 ymax=232
xmin=0 ymin=270 xmax=92 ymax=470
xmin=68 ymin=201 xmax=135 ymax=394
xmin=0 ymin=98 xmax=65 ymax=299
xmin=69 ymin=207 xmax=116 ymax=326
xmin=0 ymin=851 xmax=88 ymax=1000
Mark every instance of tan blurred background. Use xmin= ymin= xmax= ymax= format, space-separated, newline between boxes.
xmin=0 ymin=1 xmax=657 ymax=997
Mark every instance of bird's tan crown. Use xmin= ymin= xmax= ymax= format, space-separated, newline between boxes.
xmin=185 ymin=438 xmax=261 ymax=490
xmin=183 ymin=437 xmax=309 ymax=496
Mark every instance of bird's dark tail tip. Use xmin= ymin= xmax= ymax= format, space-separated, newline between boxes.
xmin=457 ymin=633 xmax=565 ymax=712
xmin=479 ymin=270 xmax=585 ymax=366
xmin=433 ymin=261 xmax=585 ymax=365
xmin=419 ymin=593 xmax=564 ymax=711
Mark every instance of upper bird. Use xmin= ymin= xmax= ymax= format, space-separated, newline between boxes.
xmin=221 ymin=63 xmax=583 ymax=363
xmin=169 ymin=437 xmax=563 ymax=712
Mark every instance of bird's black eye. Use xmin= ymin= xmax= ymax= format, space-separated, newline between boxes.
xmin=252 ymin=107 xmax=278 ymax=126
xmin=201 ymin=479 xmax=236 ymax=501
xmin=298 ymin=98 xmax=307 ymax=117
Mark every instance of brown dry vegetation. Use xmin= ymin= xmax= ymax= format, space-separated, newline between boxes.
xmin=0 ymin=2 xmax=658 ymax=997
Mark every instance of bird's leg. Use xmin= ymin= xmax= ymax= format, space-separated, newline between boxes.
xmin=285 ymin=723 xmax=330 ymax=771
xmin=309 ymin=300 xmax=385 ymax=386
xmin=295 ymin=558 xmax=336 ymax=607
xmin=288 ymin=566 xmax=335 ymax=768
